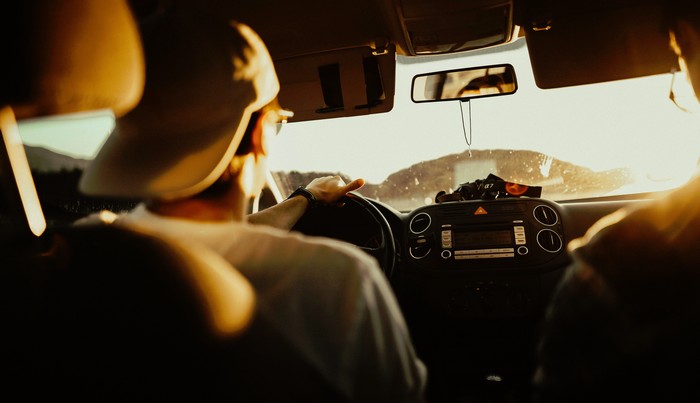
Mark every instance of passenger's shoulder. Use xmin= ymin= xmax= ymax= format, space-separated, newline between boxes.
xmin=573 ymin=177 xmax=700 ymax=286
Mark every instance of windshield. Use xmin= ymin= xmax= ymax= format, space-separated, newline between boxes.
xmin=269 ymin=38 xmax=700 ymax=211
xmin=18 ymin=38 xmax=700 ymax=214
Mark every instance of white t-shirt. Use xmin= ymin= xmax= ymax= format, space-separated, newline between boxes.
xmin=115 ymin=204 xmax=427 ymax=402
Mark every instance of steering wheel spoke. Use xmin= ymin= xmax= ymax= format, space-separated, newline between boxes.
xmin=291 ymin=192 xmax=396 ymax=277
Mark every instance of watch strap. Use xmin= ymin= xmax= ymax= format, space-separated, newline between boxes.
xmin=287 ymin=186 xmax=318 ymax=210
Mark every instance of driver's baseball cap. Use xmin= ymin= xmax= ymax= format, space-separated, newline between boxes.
xmin=80 ymin=7 xmax=279 ymax=200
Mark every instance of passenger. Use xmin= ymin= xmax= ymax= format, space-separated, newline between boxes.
xmin=533 ymin=1 xmax=700 ymax=402
xmin=78 ymin=4 xmax=426 ymax=402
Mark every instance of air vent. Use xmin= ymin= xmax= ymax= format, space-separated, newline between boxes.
xmin=533 ymin=204 xmax=558 ymax=226
xmin=536 ymin=229 xmax=563 ymax=253
xmin=409 ymin=245 xmax=431 ymax=259
xmin=409 ymin=212 xmax=432 ymax=234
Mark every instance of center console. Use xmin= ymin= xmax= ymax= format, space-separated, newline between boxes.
xmin=405 ymin=198 xmax=566 ymax=271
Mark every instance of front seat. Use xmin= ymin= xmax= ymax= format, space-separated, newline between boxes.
xmin=0 ymin=1 xmax=344 ymax=401
xmin=0 ymin=1 xmax=253 ymax=399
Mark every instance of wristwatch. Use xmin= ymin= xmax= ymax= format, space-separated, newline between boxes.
xmin=287 ymin=186 xmax=318 ymax=210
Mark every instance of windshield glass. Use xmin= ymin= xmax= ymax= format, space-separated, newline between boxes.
xmin=269 ymin=38 xmax=700 ymax=211
xmin=18 ymin=38 xmax=700 ymax=214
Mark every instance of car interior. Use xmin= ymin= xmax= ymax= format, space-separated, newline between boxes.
xmin=0 ymin=2 xmax=342 ymax=401
xmin=1 ymin=0 xmax=695 ymax=402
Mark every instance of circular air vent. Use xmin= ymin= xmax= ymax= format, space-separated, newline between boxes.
xmin=537 ymin=229 xmax=563 ymax=253
xmin=409 ymin=245 xmax=431 ymax=259
xmin=409 ymin=212 xmax=432 ymax=234
xmin=533 ymin=205 xmax=559 ymax=226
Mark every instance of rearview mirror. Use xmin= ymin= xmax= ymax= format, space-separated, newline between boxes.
xmin=412 ymin=64 xmax=517 ymax=102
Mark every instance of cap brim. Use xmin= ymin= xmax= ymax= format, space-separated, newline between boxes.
xmin=79 ymin=15 xmax=279 ymax=201
xmin=79 ymin=107 xmax=251 ymax=200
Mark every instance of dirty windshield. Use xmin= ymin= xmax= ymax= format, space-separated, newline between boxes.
xmin=269 ymin=38 xmax=700 ymax=211
xmin=18 ymin=38 xmax=700 ymax=214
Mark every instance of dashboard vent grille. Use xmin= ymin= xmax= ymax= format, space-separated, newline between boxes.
xmin=533 ymin=205 xmax=558 ymax=226
xmin=537 ymin=229 xmax=563 ymax=253
xmin=409 ymin=212 xmax=431 ymax=234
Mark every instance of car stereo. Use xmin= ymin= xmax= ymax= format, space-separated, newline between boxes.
xmin=405 ymin=198 xmax=565 ymax=269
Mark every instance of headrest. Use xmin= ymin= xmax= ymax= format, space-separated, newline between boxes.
xmin=0 ymin=0 xmax=144 ymax=119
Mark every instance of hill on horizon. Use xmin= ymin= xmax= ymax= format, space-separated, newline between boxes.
xmin=22 ymin=145 xmax=633 ymax=211
xmin=273 ymin=149 xmax=632 ymax=208
xmin=24 ymin=145 xmax=91 ymax=172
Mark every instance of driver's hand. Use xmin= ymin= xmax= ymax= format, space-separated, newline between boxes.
xmin=305 ymin=175 xmax=365 ymax=206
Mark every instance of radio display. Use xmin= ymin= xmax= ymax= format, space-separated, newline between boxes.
xmin=453 ymin=229 xmax=512 ymax=248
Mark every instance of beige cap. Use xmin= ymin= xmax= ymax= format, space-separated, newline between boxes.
xmin=80 ymin=9 xmax=279 ymax=200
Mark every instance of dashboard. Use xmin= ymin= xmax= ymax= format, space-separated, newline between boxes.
xmin=293 ymin=194 xmax=649 ymax=402
xmin=383 ymin=196 xmax=648 ymax=401
xmin=404 ymin=199 xmax=567 ymax=273
xmin=396 ymin=198 xmax=569 ymax=320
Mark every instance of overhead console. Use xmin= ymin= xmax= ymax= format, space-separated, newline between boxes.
xmin=396 ymin=0 xmax=515 ymax=55
xmin=403 ymin=198 xmax=567 ymax=272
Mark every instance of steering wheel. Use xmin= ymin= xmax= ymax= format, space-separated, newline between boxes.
xmin=344 ymin=192 xmax=396 ymax=276
xmin=291 ymin=192 xmax=396 ymax=277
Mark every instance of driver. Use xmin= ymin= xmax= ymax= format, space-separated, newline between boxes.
xmin=78 ymin=4 xmax=426 ymax=402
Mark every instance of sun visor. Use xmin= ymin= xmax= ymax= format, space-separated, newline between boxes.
xmin=275 ymin=45 xmax=396 ymax=122
xmin=519 ymin=1 xmax=678 ymax=89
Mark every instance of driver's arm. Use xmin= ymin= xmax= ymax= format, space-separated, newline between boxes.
xmin=247 ymin=176 xmax=365 ymax=230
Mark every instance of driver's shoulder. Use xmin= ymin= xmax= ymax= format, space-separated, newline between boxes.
xmin=284 ymin=228 xmax=379 ymax=273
